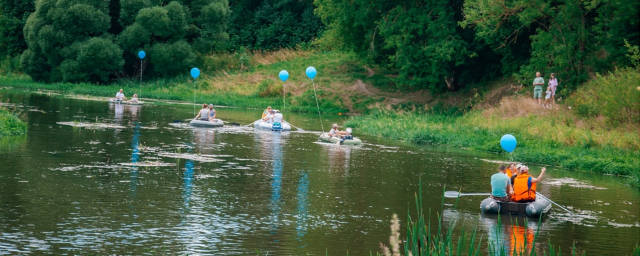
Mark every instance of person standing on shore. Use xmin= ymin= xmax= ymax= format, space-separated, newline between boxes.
xmin=533 ymin=72 xmax=545 ymax=105
xmin=548 ymin=73 xmax=558 ymax=105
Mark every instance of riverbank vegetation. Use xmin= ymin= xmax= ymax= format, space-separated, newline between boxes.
xmin=345 ymin=68 xmax=640 ymax=187
xmin=0 ymin=106 xmax=26 ymax=137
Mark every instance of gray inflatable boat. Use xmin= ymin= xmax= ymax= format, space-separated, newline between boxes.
xmin=480 ymin=197 xmax=552 ymax=218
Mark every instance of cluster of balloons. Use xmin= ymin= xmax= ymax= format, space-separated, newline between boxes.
xmin=278 ymin=67 xmax=317 ymax=82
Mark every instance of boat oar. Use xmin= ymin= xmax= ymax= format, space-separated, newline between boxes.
xmin=444 ymin=191 xmax=491 ymax=198
xmin=537 ymin=193 xmax=574 ymax=215
xmin=287 ymin=122 xmax=305 ymax=131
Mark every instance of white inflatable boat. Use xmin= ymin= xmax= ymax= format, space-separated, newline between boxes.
xmin=108 ymin=99 xmax=144 ymax=105
xmin=318 ymin=133 xmax=362 ymax=145
xmin=254 ymin=120 xmax=291 ymax=131
xmin=189 ymin=119 xmax=224 ymax=128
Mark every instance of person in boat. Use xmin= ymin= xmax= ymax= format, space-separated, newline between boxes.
xmin=328 ymin=124 xmax=348 ymax=137
xmin=207 ymin=104 xmax=217 ymax=122
xmin=115 ymin=89 xmax=126 ymax=102
xmin=490 ymin=164 xmax=512 ymax=202
xmin=336 ymin=127 xmax=354 ymax=145
xmin=128 ymin=94 xmax=139 ymax=103
xmin=512 ymin=165 xmax=547 ymax=203
xmin=262 ymin=106 xmax=272 ymax=119
xmin=272 ymin=109 xmax=284 ymax=124
xmin=263 ymin=110 xmax=275 ymax=123
xmin=506 ymin=163 xmax=517 ymax=178
xmin=193 ymin=103 xmax=209 ymax=121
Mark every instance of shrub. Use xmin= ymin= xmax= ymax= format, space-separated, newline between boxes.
xmin=567 ymin=68 xmax=640 ymax=125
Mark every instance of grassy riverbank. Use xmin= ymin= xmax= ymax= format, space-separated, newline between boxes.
xmin=0 ymin=50 xmax=393 ymax=113
xmin=0 ymin=107 xmax=27 ymax=137
xmin=345 ymin=68 xmax=640 ymax=188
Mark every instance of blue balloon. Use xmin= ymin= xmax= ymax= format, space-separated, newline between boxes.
xmin=190 ymin=68 xmax=200 ymax=79
xmin=138 ymin=51 xmax=145 ymax=59
xmin=500 ymin=134 xmax=517 ymax=153
xmin=305 ymin=66 xmax=317 ymax=79
xmin=279 ymin=70 xmax=289 ymax=82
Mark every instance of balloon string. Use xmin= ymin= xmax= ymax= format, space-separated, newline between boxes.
xmin=282 ymin=81 xmax=286 ymax=115
xmin=311 ymin=79 xmax=324 ymax=133
xmin=193 ymin=79 xmax=196 ymax=116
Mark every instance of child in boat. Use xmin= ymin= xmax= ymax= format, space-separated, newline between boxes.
xmin=336 ymin=128 xmax=354 ymax=145
xmin=263 ymin=110 xmax=275 ymax=123
xmin=128 ymin=94 xmax=139 ymax=103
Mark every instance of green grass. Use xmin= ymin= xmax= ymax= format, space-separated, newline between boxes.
xmin=0 ymin=50 xmax=364 ymax=113
xmin=0 ymin=107 xmax=27 ymax=137
xmin=344 ymin=110 xmax=640 ymax=188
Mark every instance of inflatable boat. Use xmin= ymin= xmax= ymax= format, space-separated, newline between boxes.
xmin=318 ymin=133 xmax=362 ymax=145
xmin=108 ymin=99 xmax=144 ymax=105
xmin=254 ymin=120 xmax=291 ymax=131
xmin=189 ymin=119 xmax=224 ymax=128
xmin=480 ymin=197 xmax=552 ymax=218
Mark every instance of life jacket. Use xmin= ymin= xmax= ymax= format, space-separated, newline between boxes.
xmin=512 ymin=174 xmax=536 ymax=202
xmin=261 ymin=110 xmax=268 ymax=119
xmin=506 ymin=168 xmax=514 ymax=178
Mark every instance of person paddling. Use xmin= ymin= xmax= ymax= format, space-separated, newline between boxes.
xmin=328 ymin=124 xmax=347 ymax=137
xmin=336 ymin=127 xmax=354 ymax=145
xmin=194 ymin=103 xmax=209 ymax=121
xmin=491 ymin=164 xmax=512 ymax=202
xmin=512 ymin=165 xmax=546 ymax=203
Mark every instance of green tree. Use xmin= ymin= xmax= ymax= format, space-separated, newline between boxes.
xmin=315 ymin=0 xmax=501 ymax=91
xmin=0 ymin=0 xmax=34 ymax=58
xmin=462 ymin=0 xmax=640 ymax=94
xmin=227 ymin=0 xmax=323 ymax=51
xmin=21 ymin=0 xmax=230 ymax=83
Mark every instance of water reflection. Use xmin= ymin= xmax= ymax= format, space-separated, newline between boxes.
xmin=296 ymin=171 xmax=309 ymax=245
xmin=192 ymin=128 xmax=216 ymax=154
xmin=129 ymin=121 xmax=141 ymax=218
xmin=110 ymin=103 xmax=124 ymax=122
xmin=481 ymin=215 xmax=537 ymax=255
xmin=327 ymin=144 xmax=351 ymax=173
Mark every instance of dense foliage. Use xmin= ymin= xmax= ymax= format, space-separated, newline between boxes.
xmin=317 ymin=0 xmax=640 ymax=93
xmin=227 ymin=0 xmax=323 ymax=51
xmin=20 ymin=0 xmax=230 ymax=83
xmin=0 ymin=0 xmax=34 ymax=58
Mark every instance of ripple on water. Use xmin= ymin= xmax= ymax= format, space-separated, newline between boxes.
xmin=546 ymin=178 xmax=607 ymax=190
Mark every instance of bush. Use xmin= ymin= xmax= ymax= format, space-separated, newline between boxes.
xmin=567 ymin=68 xmax=640 ymax=125
xmin=0 ymin=107 xmax=27 ymax=137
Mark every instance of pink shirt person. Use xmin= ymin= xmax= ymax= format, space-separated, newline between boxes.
xmin=548 ymin=74 xmax=558 ymax=95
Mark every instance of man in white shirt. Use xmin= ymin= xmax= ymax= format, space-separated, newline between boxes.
xmin=115 ymin=89 xmax=126 ymax=101
xmin=272 ymin=110 xmax=284 ymax=123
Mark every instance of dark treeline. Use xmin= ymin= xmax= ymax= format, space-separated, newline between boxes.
xmin=0 ymin=0 xmax=638 ymax=94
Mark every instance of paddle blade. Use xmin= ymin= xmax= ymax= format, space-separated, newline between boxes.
xmin=444 ymin=191 xmax=462 ymax=198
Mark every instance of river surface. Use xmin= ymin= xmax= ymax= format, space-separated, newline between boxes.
xmin=0 ymin=88 xmax=638 ymax=255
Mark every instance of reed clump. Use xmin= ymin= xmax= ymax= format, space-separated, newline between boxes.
xmin=0 ymin=105 xmax=27 ymax=137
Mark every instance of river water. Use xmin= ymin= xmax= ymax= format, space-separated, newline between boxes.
xmin=0 ymin=88 xmax=638 ymax=255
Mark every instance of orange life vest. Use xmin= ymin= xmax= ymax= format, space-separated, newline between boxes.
xmin=506 ymin=168 xmax=514 ymax=178
xmin=261 ymin=110 xmax=269 ymax=119
xmin=512 ymin=174 xmax=536 ymax=202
